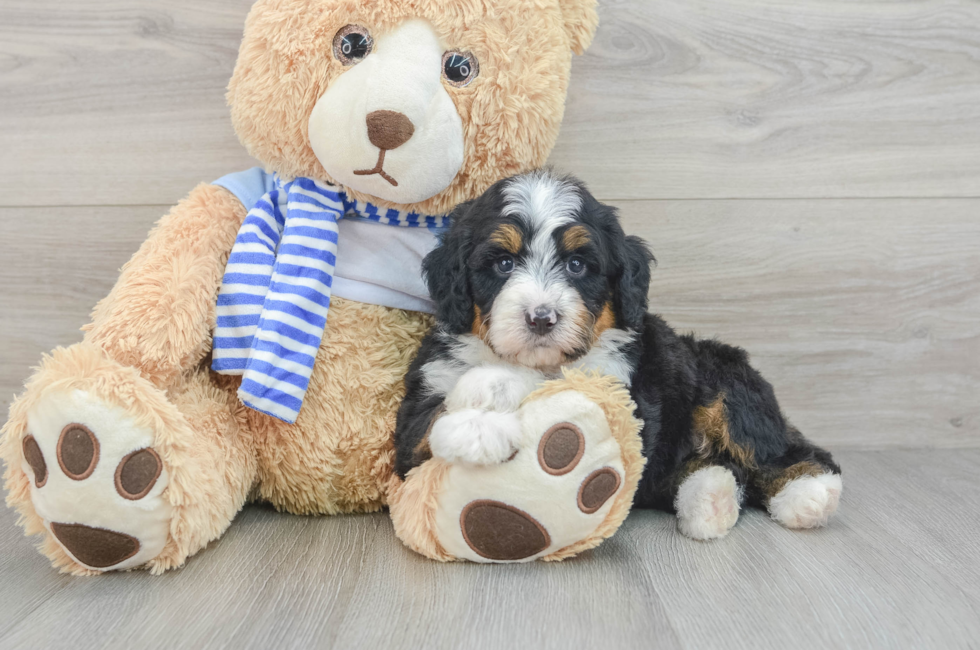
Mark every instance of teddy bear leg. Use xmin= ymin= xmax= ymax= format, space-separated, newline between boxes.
xmin=389 ymin=371 xmax=645 ymax=563
xmin=2 ymin=343 xmax=256 ymax=575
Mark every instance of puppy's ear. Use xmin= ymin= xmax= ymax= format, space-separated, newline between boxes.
xmin=614 ymin=235 xmax=654 ymax=330
xmin=423 ymin=202 xmax=474 ymax=334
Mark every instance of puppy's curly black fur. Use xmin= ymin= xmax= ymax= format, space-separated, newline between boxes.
xmin=395 ymin=170 xmax=840 ymax=526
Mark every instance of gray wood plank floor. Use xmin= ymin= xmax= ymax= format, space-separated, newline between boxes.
xmin=2 ymin=1 xmax=980 ymax=205
xmin=2 ymin=0 xmax=979 ymax=648
xmin=1 ymin=449 xmax=978 ymax=650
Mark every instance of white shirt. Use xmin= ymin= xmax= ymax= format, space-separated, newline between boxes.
xmin=213 ymin=167 xmax=444 ymax=314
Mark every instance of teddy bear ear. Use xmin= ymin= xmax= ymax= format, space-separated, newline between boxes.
xmin=558 ymin=0 xmax=600 ymax=55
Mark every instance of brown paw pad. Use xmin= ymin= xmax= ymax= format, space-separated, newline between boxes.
xmin=22 ymin=435 xmax=48 ymax=488
xmin=461 ymin=500 xmax=551 ymax=561
xmin=50 ymin=522 xmax=140 ymax=568
xmin=115 ymin=448 xmax=163 ymax=500
xmin=538 ymin=423 xmax=585 ymax=476
xmin=57 ymin=424 xmax=99 ymax=480
xmin=578 ymin=468 xmax=622 ymax=514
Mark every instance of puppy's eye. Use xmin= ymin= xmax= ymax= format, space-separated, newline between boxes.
xmin=495 ymin=255 xmax=515 ymax=275
xmin=566 ymin=256 xmax=587 ymax=277
xmin=333 ymin=25 xmax=373 ymax=65
xmin=442 ymin=51 xmax=479 ymax=87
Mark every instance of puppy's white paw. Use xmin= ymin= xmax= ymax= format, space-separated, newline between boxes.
xmin=444 ymin=365 xmax=542 ymax=413
xmin=675 ymin=466 xmax=741 ymax=541
xmin=429 ymin=409 xmax=522 ymax=465
xmin=769 ymin=473 xmax=842 ymax=529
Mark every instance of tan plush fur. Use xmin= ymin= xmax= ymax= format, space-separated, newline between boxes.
xmin=2 ymin=344 xmax=256 ymax=575
xmin=387 ymin=461 xmax=455 ymax=562
xmin=85 ymin=184 xmax=248 ymax=389
xmin=558 ymin=0 xmax=601 ymax=55
xmin=2 ymin=0 xmax=609 ymax=572
xmin=242 ymin=298 xmax=433 ymax=515
xmin=229 ymin=0 xmax=598 ymax=216
xmin=538 ymin=370 xmax=645 ymax=561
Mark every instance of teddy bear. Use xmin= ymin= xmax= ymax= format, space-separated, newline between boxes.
xmin=2 ymin=0 xmax=645 ymax=573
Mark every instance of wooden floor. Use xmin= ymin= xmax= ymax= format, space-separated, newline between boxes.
xmin=1 ymin=449 xmax=978 ymax=649
xmin=1 ymin=0 xmax=979 ymax=648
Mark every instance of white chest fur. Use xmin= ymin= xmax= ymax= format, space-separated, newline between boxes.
xmin=421 ymin=328 xmax=636 ymax=401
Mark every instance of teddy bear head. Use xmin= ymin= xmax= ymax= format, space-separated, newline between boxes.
xmin=228 ymin=0 xmax=598 ymax=216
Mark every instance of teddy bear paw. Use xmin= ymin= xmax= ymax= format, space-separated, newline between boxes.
xmin=20 ymin=388 xmax=172 ymax=571
xmin=431 ymin=389 xmax=629 ymax=562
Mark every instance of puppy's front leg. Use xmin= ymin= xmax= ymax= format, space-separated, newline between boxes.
xmin=444 ymin=365 xmax=543 ymax=413
xmin=430 ymin=366 xmax=543 ymax=466
xmin=429 ymin=409 xmax=522 ymax=465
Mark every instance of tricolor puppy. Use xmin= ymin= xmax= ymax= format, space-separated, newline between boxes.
xmin=395 ymin=170 xmax=842 ymax=539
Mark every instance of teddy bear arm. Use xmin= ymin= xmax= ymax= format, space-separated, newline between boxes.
xmin=83 ymin=183 xmax=247 ymax=389
xmin=390 ymin=370 xmax=646 ymax=563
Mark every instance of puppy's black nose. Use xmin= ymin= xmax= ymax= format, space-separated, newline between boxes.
xmin=526 ymin=306 xmax=559 ymax=336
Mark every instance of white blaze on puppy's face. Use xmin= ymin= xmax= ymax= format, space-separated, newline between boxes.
xmin=487 ymin=173 xmax=590 ymax=368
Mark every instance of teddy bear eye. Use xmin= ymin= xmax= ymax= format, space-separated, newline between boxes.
xmin=333 ymin=25 xmax=373 ymax=65
xmin=442 ymin=51 xmax=479 ymax=87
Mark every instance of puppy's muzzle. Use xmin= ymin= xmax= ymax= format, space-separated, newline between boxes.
xmin=526 ymin=306 xmax=559 ymax=336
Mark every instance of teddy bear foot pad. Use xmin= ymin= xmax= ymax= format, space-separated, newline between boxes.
xmin=22 ymin=389 xmax=172 ymax=571
xmin=435 ymin=389 xmax=630 ymax=563
xmin=458 ymin=419 xmax=623 ymax=560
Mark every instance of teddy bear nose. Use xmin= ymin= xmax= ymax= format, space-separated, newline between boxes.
xmin=365 ymin=110 xmax=415 ymax=150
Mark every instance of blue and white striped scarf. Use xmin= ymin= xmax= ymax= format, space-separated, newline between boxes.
xmin=212 ymin=174 xmax=448 ymax=423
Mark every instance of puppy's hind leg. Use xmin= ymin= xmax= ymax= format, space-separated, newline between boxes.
xmin=750 ymin=435 xmax=842 ymax=530
xmin=671 ymin=394 xmax=756 ymax=541
xmin=686 ymin=342 xmax=842 ymax=533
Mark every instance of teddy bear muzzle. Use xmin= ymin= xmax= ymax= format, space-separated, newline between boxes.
xmin=353 ymin=109 xmax=417 ymax=186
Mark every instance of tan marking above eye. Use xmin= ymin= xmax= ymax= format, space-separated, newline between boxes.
xmin=562 ymin=225 xmax=591 ymax=251
xmin=489 ymin=224 xmax=522 ymax=254
xmin=22 ymin=435 xmax=48 ymax=488
xmin=115 ymin=448 xmax=163 ymax=500
xmin=57 ymin=424 xmax=99 ymax=481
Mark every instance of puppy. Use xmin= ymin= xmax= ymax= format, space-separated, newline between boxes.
xmin=394 ymin=170 xmax=841 ymax=539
